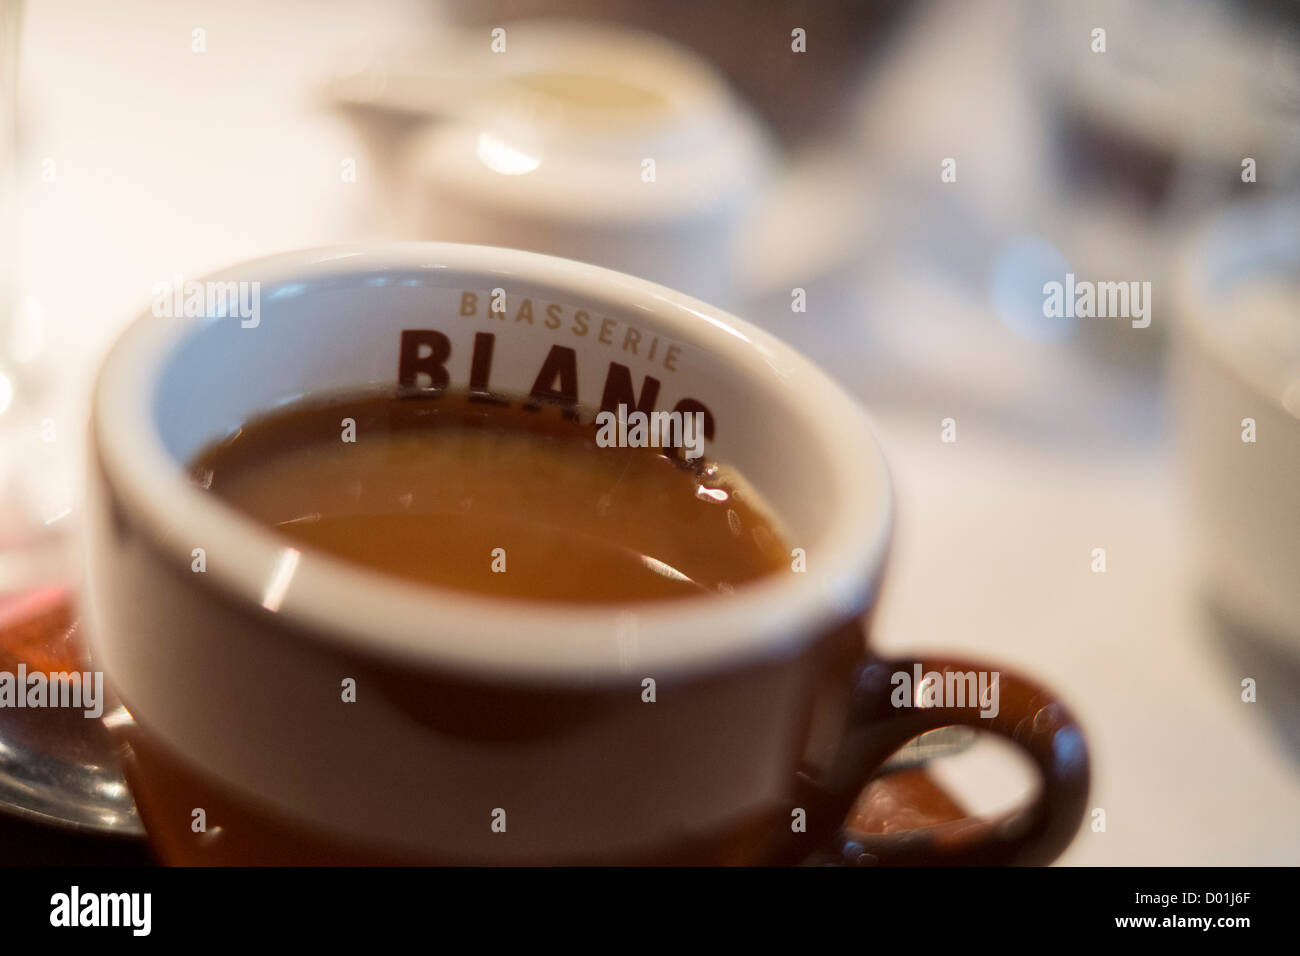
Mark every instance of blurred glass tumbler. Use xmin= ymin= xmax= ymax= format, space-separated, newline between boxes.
xmin=83 ymin=244 xmax=1089 ymax=864
xmin=1173 ymin=195 xmax=1300 ymax=653
xmin=0 ymin=0 xmax=19 ymax=436
xmin=0 ymin=0 xmax=15 ymax=324
xmin=0 ymin=0 xmax=75 ymax=594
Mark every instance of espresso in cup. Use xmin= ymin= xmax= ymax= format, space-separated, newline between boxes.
xmin=189 ymin=388 xmax=789 ymax=602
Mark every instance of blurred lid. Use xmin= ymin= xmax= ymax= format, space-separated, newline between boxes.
xmin=337 ymin=19 xmax=774 ymax=224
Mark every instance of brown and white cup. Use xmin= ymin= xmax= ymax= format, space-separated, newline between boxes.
xmin=83 ymin=243 xmax=1089 ymax=864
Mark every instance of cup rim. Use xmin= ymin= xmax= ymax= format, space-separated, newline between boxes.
xmin=90 ymin=243 xmax=893 ymax=683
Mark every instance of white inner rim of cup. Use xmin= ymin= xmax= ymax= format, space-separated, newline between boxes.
xmin=92 ymin=243 xmax=892 ymax=682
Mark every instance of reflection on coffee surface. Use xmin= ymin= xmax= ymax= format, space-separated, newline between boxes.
xmin=189 ymin=390 xmax=789 ymax=602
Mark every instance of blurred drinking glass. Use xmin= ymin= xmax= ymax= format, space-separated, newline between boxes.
xmin=1 ymin=0 xmax=72 ymax=597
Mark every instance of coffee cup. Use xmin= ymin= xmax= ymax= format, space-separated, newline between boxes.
xmin=83 ymin=243 xmax=1089 ymax=864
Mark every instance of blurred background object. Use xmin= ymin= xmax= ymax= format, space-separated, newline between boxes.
xmin=329 ymin=18 xmax=775 ymax=306
xmin=1174 ymin=193 xmax=1300 ymax=655
xmin=0 ymin=0 xmax=15 ymax=343
xmin=1 ymin=0 xmax=141 ymax=846
xmin=2 ymin=0 xmax=1298 ymax=862
xmin=1 ymin=0 xmax=67 ymax=598
xmin=1 ymin=0 xmax=77 ymax=651
xmin=441 ymin=0 xmax=908 ymax=145
xmin=1171 ymin=193 xmax=1300 ymax=760
xmin=1027 ymin=0 xmax=1300 ymax=366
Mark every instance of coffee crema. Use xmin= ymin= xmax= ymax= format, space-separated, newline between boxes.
xmin=189 ymin=390 xmax=790 ymax=603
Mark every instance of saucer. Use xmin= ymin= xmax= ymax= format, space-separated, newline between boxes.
xmin=0 ymin=587 xmax=143 ymax=836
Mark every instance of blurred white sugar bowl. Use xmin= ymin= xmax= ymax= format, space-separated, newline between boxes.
xmin=329 ymin=19 xmax=775 ymax=308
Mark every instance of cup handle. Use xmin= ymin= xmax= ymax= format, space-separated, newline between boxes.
xmin=798 ymin=656 xmax=1090 ymax=866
